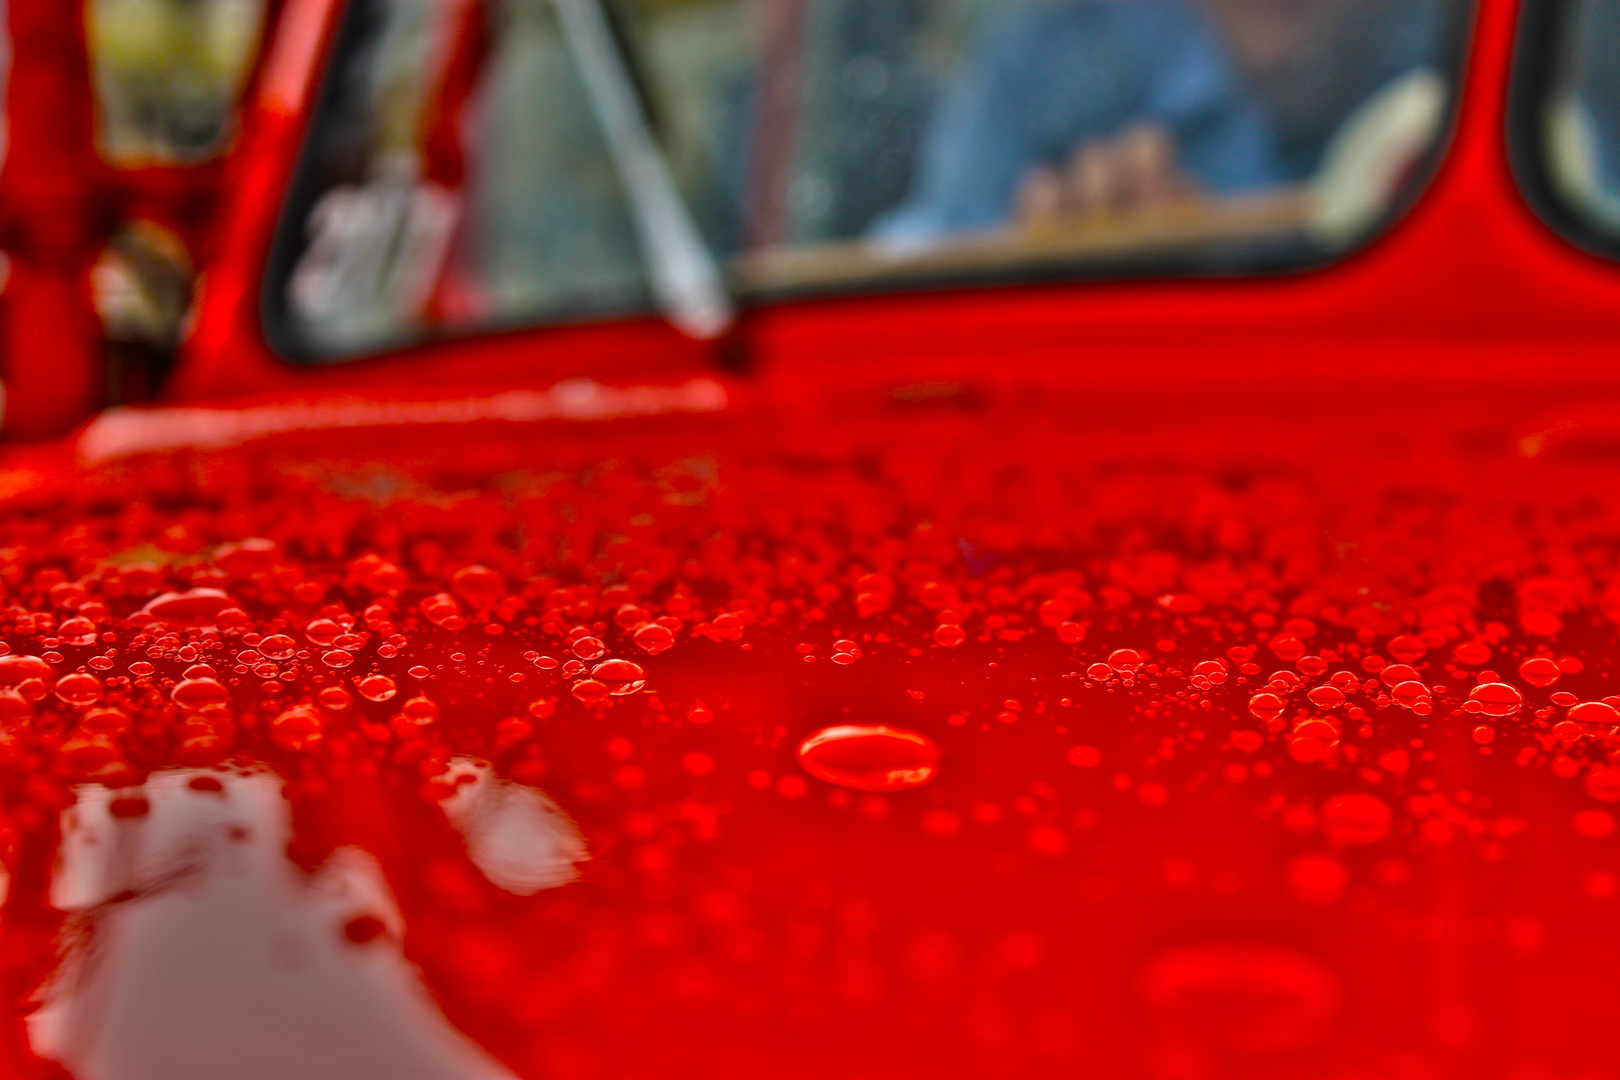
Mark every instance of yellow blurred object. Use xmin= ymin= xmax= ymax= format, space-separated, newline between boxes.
xmin=87 ymin=0 xmax=267 ymax=164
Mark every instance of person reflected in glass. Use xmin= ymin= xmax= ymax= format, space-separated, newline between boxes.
xmin=875 ymin=0 xmax=1448 ymax=249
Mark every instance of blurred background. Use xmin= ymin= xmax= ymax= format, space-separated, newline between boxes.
xmin=6 ymin=1 xmax=1620 ymax=431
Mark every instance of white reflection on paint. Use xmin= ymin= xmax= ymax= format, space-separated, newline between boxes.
xmin=29 ymin=765 xmax=584 ymax=1080
xmin=439 ymin=758 xmax=587 ymax=896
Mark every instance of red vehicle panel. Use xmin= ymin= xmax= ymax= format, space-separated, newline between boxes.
xmin=1 ymin=2 xmax=1620 ymax=1078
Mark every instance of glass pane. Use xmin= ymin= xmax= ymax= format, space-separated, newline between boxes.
xmin=269 ymin=0 xmax=1470 ymax=361
xmin=278 ymin=0 xmax=650 ymax=354
xmin=88 ymin=0 xmax=267 ymax=164
xmin=1536 ymin=1 xmax=1620 ymax=236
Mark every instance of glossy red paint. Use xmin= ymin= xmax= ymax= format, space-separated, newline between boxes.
xmin=0 ymin=2 xmax=106 ymax=442
xmin=2 ymin=389 xmax=1619 ymax=1077
xmin=6 ymin=3 xmax=1620 ymax=1079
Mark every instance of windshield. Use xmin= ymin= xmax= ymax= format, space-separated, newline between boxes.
xmin=265 ymin=0 xmax=1471 ymax=360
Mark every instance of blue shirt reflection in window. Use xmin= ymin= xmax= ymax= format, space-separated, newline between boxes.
xmin=874 ymin=0 xmax=1441 ymax=249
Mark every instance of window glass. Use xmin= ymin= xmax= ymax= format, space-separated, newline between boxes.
xmin=88 ymin=0 xmax=267 ymax=164
xmin=267 ymin=0 xmax=1471 ymax=361
xmin=1524 ymin=1 xmax=1620 ymax=242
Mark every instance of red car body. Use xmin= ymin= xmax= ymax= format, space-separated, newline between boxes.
xmin=1 ymin=1 xmax=1620 ymax=1077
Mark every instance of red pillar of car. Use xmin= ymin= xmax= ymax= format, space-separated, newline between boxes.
xmin=0 ymin=1 xmax=108 ymax=442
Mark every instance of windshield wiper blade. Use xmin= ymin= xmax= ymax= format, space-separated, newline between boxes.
xmin=549 ymin=0 xmax=734 ymax=340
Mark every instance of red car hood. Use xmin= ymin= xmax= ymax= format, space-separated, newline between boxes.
xmin=0 ymin=364 xmax=1612 ymax=1078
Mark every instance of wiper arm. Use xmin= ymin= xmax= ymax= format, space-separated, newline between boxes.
xmin=549 ymin=0 xmax=734 ymax=340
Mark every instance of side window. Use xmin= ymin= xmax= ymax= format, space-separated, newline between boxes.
xmin=1511 ymin=0 xmax=1620 ymax=253
xmin=266 ymin=0 xmax=1474 ymax=362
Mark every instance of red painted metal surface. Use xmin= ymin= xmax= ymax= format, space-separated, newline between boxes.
xmin=4 ymin=4 xmax=1620 ymax=1079
xmin=0 ymin=2 xmax=106 ymax=442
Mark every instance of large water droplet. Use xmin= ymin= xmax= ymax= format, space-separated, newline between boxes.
xmin=1469 ymin=682 xmax=1523 ymax=718
xmin=1378 ymin=663 xmax=1419 ymax=687
xmin=142 ymin=588 xmax=233 ymax=621
xmin=1518 ymin=656 xmax=1562 ymax=689
xmin=270 ymin=705 xmax=324 ymax=751
xmin=1248 ymin=693 xmax=1284 ymax=723
xmin=259 ymin=634 xmax=298 ymax=661
xmin=54 ymin=672 xmax=101 ymax=707
xmin=80 ymin=706 xmax=129 ymax=735
xmin=1569 ymin=700 xmax=1620 ymax=727
xmin=305 ymin=618 xmax=343 ymax=646
xmin=632 ymin=623 xmax=674 ymax=655
xmin=1386 ymin=635 xmax=1426 ymax=664
xmin=0 ymin=655 xmax=51 ymax=685
xmin=399 ymin=696 xmax=439 ymax=725
xmin=796 ymin=725 xmax=939 ymax=792
xmin=58 ymin=617 xmax=97 ymax=646
xmin=571 ymin=679 xmax=609 ymax=704
xmin=420 ymin=593 xmax=465 ymax=630
xmin=357 ymin=674 xmax=397 ymax=702
xmin=59 ymin=736 xmax=124 ymax=781
xmin=171 ymin=677 xmax=230 ymax=711
xmin=450 ymin=564 xmax=505 ymax=608
xmin=1390 ymin=680 xmax=1431 ymax=710
xmin=590 ymin=658 xmax=646 ymax=696
xmin=1107 ymin=648 xmax=1146 ymax=674
xmin=1305 ymin=685 xmax=1345 ymax=709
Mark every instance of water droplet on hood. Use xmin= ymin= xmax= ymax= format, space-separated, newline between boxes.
xmin=796 ymin=725 xmax=939 ymax=792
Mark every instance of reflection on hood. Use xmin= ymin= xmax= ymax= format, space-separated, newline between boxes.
xmin=30 ymin=764 xmax=584 ymax=1080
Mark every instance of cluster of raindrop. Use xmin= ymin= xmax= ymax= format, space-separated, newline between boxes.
xmin=2 ymin=391 xmax=1620 ymax=1075
xmin=0 ymin=414 xmax=1609 ymax=936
